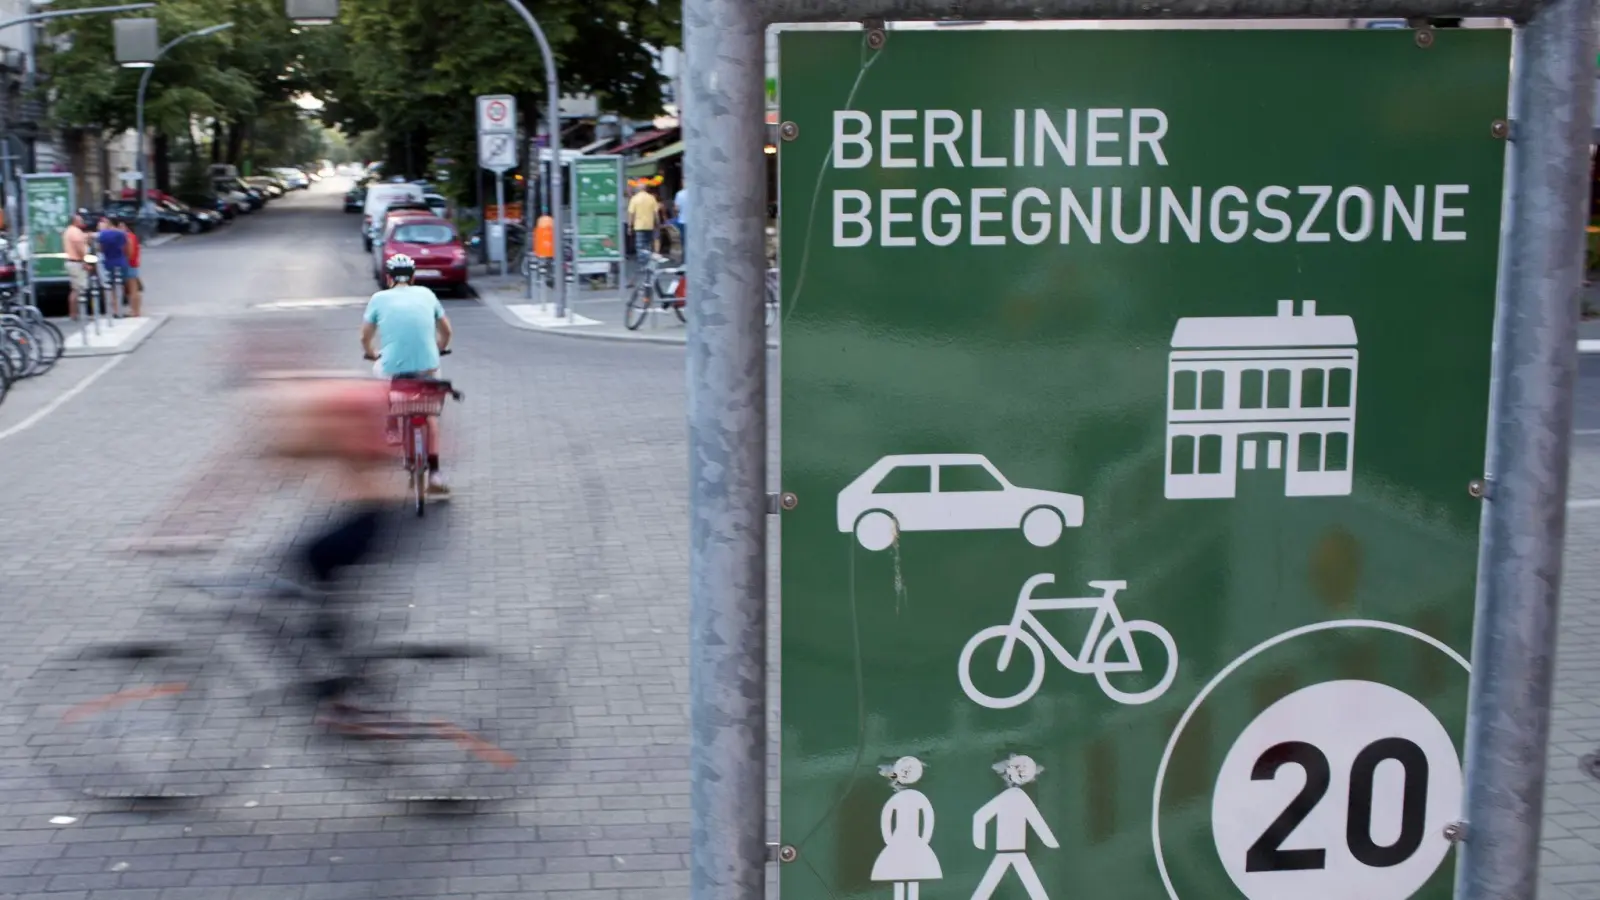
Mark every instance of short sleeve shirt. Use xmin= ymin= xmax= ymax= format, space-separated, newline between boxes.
xmin=97 ymin=228 xmax=128 ymax=266
xmin=628 ymin=191 xmax=659 ymax=231
xmin=363 ymin=285 xmax=445 ymax=376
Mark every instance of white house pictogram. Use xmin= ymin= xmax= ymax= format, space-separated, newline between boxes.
xmin=1165 ymin=301 xmax=1358 ymax=500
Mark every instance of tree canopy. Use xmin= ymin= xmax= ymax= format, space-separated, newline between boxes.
xmin=39 ymin=0 xmax=681 ymax=196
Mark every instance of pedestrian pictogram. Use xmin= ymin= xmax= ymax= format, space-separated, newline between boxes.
xmin=872 ymin=757 xmax=942 ymax=900
xmin=971 ymin=756 xmax=1056 ymax=900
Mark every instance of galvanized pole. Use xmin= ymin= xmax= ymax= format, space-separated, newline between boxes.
xmin=685 ymin=0 xmax=768 ymax=898
xmin=500 ymin=0 xmax=563 ymax=312
xmin=1457 ymin=0 xmax=1595 ymax=898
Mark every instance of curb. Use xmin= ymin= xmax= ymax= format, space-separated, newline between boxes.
xmin=470 ymin=284 xmax=689 ymax=347
xmin=469 ymin=285 xmax=779 ymax=349
xmin=60 ymin=314 xmax=170 ymax=358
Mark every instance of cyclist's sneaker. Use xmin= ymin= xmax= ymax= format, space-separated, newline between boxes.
xmin=428 ymin=474 xmax=451 ymax=497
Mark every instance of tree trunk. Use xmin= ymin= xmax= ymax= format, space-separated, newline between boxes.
xmin=153 ymin=132 xmax=171 ymax=192
xmin=225 ymin=123 xmax=245 ymax=166
xmin=210 ymin=120 xmax=223 ymax=163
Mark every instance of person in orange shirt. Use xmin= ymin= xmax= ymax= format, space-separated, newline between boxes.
xmin=118 ymin=219 xmax=143 ymax=317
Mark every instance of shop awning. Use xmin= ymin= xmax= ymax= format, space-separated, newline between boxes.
xmin=642 ymin=141 xmax=683 ymax=162
xmin=627 ymin=159 xmax=661 ymax=177
xmin=613 ymin=128 xmax=676 ymax=155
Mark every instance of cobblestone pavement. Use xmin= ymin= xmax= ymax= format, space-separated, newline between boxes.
xmin=0 ymin=183 xmax=714 ymax=900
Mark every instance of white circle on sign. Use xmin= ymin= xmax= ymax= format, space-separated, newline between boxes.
xmin=1212 ymin=679 xmax=1462 ymax=900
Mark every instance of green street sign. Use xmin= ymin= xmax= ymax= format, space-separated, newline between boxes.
xmin=778 ymin=27 xmax=1508 ymax=900
xmin=22 ymin=173 xmax=74 ymax=282
xmin=573 ymin=155 xmax=624 ymax=267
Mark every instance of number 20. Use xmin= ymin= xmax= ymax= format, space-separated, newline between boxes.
xmin=1245 ymin=738 xmax=1430 ymax=872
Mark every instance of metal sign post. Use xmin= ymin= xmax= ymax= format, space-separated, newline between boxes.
xmin=476 ymin=94 xmax=517 ymax=277
xmin=684 ymin=7 xmax=1596 ymax=900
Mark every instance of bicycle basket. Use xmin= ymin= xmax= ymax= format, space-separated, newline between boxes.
xmin=388 ymin=386 xmax=448 ymax=417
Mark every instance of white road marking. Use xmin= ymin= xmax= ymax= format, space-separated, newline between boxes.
xmin=0 ymin=355 xmax=126 ymax=444
xmin=1569 ymin=498 xmax=1600 ymax=510
xmin=1581 ymin=339 xmax=1600 ymax=353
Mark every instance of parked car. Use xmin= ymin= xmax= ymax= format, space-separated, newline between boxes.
xmin=102 ymin=199 xmax=197 ymax=234
xmin=166 ymin=198 xmax=223 ymax=231
xmin=344 ymin=184 xmax=366 ymax=213
xmin=272 ymin=167 xmax=309 ymax=190
xmin=361 ymin=181 xmax=427 ymax=251
xmin=375 ymin=215 xmax=470 ymax=295
xmin=214 ymin=179 xmax=258 ymax=212
xmin=423 ymin=193 xmax=448 ymax=218
xmin=370 ymin=206 xmax=436 ymax=273
xmin=245 ymin=176 xmax=284 ymax=199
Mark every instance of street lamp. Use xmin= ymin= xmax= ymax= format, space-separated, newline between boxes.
xmin=286 ymin=0 xmax=338 ymax=25
xmin=501 ymin=0 xmax=565 ymax=316
xmin=123 ymin=21 xmax=234 ymax=237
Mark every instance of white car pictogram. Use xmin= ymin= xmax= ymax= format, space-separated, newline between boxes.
xmin=837 ymin=454 xmax=1084 ymax=551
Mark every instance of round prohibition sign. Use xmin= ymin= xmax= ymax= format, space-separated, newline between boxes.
xmin=486 ymin=99 xmax=509 ymax=124
xmin=1151 ymin=620 xmax=1469 ymax=900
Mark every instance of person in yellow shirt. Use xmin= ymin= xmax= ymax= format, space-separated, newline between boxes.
xmin=628 ymin=186 xmax=660 ymax=260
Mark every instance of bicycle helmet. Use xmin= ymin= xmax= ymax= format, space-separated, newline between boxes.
xmin=385 ymin=253 xmax=416 ymax=281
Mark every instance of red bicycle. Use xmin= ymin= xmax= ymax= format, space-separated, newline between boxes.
xmin=369 ymin=352 xmax=462 ymax=517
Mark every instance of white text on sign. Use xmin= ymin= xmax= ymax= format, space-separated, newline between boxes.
xmin=826 ymin=109 xmax=1474 ymax=248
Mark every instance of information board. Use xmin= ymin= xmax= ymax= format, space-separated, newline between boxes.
xmin=777 ymin=27 xmax=1509 ymax=900
xmin=573 ymin=155 xmax=624 ymax=275
xmin=23 ymin=173 xmax=74 ymax=282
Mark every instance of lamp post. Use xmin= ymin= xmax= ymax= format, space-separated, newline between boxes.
xmin=122 ymin=21 xmax=233 ymax=238
xmin=500 ymin=0 xmax=564 ymax=316
xmin=0 ymin=3 xmax=154 ymax=245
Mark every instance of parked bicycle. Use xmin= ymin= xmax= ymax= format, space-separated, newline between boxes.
xmin=0 ymin=286 xmax=63 ymax=380
xmin=23 ymin=564 xmax=517 ymax=803
xmin=958 ymin=574 xmax=1179 ymax=709
xmin=624 ymin=252 xmax=686 ymax=330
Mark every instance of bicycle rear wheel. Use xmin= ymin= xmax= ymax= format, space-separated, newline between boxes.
xmin=326 ymin=644 xmax=519 ymax=802
xmin=22 ymin=644 xmax=242 ymax=799
xmin=0 ymin=325 xmax=34 ymax=378
xmin=25 ymin=321 xmax=60 ymax=374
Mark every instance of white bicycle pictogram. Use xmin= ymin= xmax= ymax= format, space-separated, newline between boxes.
xmin=958 ymin=574 xmax=1179 ymax=709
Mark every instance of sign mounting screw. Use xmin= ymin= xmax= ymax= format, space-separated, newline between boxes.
xmin=778 ymin=844 xmax=798 ymax=863
xmin=1415 ymin=27 xmax=1435 ymax=48
xmin=1443 ymin=821 xmax=1467 ymax=843
xmin=780 ymin=492 xmax=799 ymax=511
xmin=1491 ymin=118 xmax=1510 ymax=139
xmin=779 ymin=121 xmax=799 ymax=142
xmin=864 ymin=17 xmax=886 ymax=50
xmin=1468 ymin=478 xmax=1489 ymax=499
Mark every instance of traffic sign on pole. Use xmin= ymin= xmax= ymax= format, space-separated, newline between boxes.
xmin=776 ymin=26 xmax=1510 ymax=900
xmin=476 ymin=94 xmax=516 ymax=135
xmin=478 ymin=132 xmax=517 ymax=173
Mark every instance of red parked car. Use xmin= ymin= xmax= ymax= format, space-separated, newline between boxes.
xmin=375 ymin=215 xmax=470 ymax=295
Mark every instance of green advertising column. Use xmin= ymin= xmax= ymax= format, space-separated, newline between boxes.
xmin=572 ymin=155 xmax=624 ymax=283
xmin=778 ymin=28 xmax=1509 ymax=900
xmin=23 ymin=173 xmax=75 ymax=283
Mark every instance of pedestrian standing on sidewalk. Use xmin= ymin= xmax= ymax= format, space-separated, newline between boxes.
xmin=118 ymin=218 xmax=142 ymax=318
xmin=61 ymin=211 xmax=88 ymax=320
xmin=628 ymin=184 xmax=660 ymax=260
xmin=672 ymin=185 xmax=689 ymax=261
xmin=95 ymin=216 xmax=130 ymax=316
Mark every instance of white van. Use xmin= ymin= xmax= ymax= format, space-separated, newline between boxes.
xmin=361 ymin=182 xmax=427 ymax=250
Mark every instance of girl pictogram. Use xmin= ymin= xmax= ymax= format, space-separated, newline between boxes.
xmin=871 ymin=756 xmax=943 ymax=900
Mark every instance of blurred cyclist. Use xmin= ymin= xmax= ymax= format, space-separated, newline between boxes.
xmin=361 ymin=253 xmax=454 ymax=496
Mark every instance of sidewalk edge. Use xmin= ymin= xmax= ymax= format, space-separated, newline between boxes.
xmin=60 ymin=315 xmax=171 ymax=358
